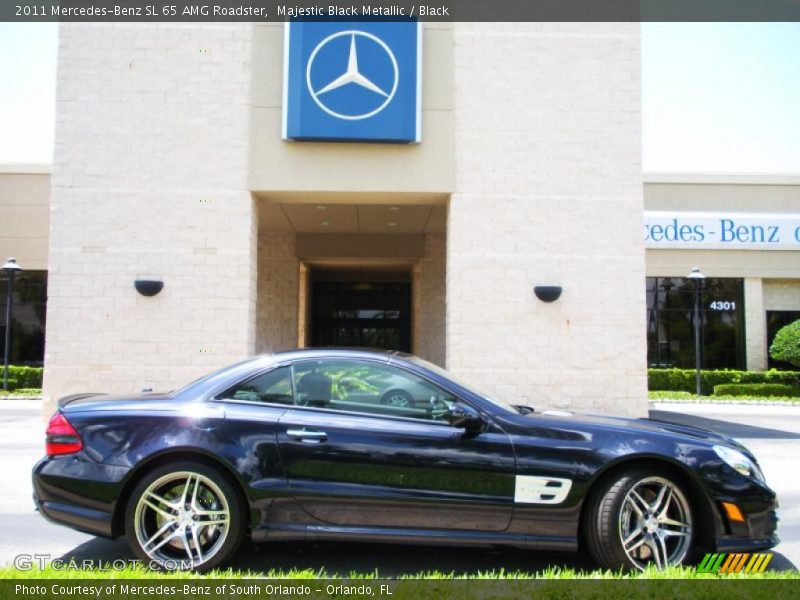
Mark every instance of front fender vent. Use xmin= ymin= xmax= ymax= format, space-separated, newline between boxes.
xmin=514 ymin=476 xmax=573 ymax=504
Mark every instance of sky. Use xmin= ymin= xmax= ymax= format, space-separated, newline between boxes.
xmin=643 ymin=22 xmax=800 ymax=173
xmin=0 ymin=22 xmax=799 ymax=173
xmin=0 ymin=23 xmax=57 ymax=164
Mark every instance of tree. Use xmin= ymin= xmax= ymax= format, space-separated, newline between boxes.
xmin=770 ymin=319 xmax=800 ymax=368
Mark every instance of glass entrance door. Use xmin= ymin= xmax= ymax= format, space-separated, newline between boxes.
xmin=311 ymin=281 xmax=411 ymax=352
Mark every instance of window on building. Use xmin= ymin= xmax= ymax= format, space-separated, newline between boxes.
xmin=766 ymin=311 xmax=800 ymax=370
xmin=0 ymin=270 xmax=47 ymax=367
xmin=646 ymin=277 xmax=745 ymax=370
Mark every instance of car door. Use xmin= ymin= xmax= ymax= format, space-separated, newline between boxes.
xmin=275 ymin=358 xmax=516 ymax=532
xmin=210 ymin=365 xmax=295 ymax=490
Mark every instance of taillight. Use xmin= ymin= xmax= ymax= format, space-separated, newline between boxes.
xmin=46 ymin=412 xmax=83 ymax=456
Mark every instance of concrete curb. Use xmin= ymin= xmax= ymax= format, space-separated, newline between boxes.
xmin=649 ymin=398 xmax=800 ymax=407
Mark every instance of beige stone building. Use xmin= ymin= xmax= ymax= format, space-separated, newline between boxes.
xmin=0 ymin=23 xmax=797 ymax=417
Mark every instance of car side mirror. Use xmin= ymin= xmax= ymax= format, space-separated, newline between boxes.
xmin=448 ymin=404 xmax=485 ymax=433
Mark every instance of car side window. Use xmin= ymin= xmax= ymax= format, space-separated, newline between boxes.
xmin=218 ymin=366 xmax=294 ymax=405
xmin=290 ymin=359 xmax=465 ymax=422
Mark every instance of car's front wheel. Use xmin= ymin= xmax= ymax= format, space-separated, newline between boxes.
xmin=584 ymin=468 xmax=694 ymax=571
xmin=125 ymin=461 xmax=244 ymax=571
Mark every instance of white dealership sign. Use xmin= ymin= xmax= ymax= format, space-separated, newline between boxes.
xmin=644 ymin=212 xmax=800 ymax=250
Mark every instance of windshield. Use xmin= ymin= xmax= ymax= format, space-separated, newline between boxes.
xmin=403 ymin=355 xmax=519 ymax=414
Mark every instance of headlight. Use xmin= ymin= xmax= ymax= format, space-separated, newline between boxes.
xmin=713 ymin=445 xmax=764 ymax=482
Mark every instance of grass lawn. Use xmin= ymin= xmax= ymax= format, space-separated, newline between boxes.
xmin=0 ymin=388 xmax=42 ymax=398
xmin=1 ymin=565 xmax=799 ymax=579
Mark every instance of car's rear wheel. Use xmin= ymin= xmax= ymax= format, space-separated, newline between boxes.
xmin=125 ymin=461 xmax=244 ymax=571
xmin=585 ymin=468 xmax=694 ymax=571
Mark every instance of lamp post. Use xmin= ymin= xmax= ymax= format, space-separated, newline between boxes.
xmin=687 ymin=267 xmax=705 ymax=397
xmin=2 ymin=257 xmax=22 ymax=391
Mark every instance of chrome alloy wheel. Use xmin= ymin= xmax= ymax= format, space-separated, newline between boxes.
xmin=618 ymin=476 xmax=692 ymax=570
xmin=133 ymin=471 xmax=230 ymax=568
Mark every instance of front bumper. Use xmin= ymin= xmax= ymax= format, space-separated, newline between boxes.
xmin=33 ymin=455 xmax=131 ymax=539
xmin=709 ymin=479 xmax=779 ymax=552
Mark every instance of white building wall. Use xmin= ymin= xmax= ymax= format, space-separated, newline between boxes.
xmin=764 ymin=279 xmax=800 ymax=311
xmin=0 ymin=169 xmax=51 ymax=271
xmin=43 ymin=24 xmax=257 ymax=414
xmin=448 ymin=23 xmax=647 ymax=416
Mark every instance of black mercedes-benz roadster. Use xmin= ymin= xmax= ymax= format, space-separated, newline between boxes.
xmin=34 ymin=349 xmax=778 ymax=571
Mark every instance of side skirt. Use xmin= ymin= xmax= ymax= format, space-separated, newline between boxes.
xmin=251 ymin=523 xmax=577 ymax=551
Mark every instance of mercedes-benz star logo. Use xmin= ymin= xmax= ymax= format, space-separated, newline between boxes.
xmin=306 ymin=30 xmax=399 ymax=121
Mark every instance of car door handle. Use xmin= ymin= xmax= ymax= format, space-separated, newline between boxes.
xmin=286 ymin=428 xmax=327 ymax=443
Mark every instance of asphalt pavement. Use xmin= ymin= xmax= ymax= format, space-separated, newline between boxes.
xmin=0 ymin=399 xmax=797 ymax=575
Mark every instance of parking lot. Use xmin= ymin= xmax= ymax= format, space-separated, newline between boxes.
xmin=1 ymin=399 xmax=797 ymax=575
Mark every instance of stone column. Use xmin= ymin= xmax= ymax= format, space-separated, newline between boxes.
xmin=448 ymin=23 xmax=647 ymax=416
xmin=413 ymin=233 xmax=447 ymax=366
xmin=744 ymin=278 xmax=767 ymax=371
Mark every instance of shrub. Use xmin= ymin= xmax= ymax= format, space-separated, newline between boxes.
xmin=0 ymin=378 xmax=18 ymax=391
xmin=0 ymin=366 xmax=43 ymax=390
xmin=713 ymin=383 xmax=798 ymax=398
xmin=648 ymin=368 xmax=800 ymax=395
xmin=770 ymin=319 xmax=800 ymax=367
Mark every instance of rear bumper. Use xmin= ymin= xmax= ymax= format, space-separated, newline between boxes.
xmin=32 ymin=455 xmax=131 ymax=539
xmin=34 ymin=495 xmax=115 ymax=538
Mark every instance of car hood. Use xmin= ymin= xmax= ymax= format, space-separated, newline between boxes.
xmin=511 ymin=409 xmax=751 ymax=455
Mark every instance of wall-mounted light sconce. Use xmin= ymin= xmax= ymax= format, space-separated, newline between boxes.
xmin=134 ymin=278 xmax=164 ymax=297
xmin=534 ymin=285 xmax=562 ymax=303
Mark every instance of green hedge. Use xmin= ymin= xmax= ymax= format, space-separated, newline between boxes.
xmin=648 ymin=368 xmax=800 ymax=396
xmin=1 ymin=366 xmax=43 ymax=391
xmin=713 ymin=383 xmax=798 ymax=397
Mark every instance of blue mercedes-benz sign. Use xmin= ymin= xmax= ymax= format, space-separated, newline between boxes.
xmin=283 ymin=21 xmax=422 ymax=143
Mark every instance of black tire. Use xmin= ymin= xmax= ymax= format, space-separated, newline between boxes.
xmin=583 ymin=467 xmax=694 ymax=571
xmin=380 ymin=389 xmax=414 ymax=408
xmin=124 ymin=460 xmax=244 ymax=572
